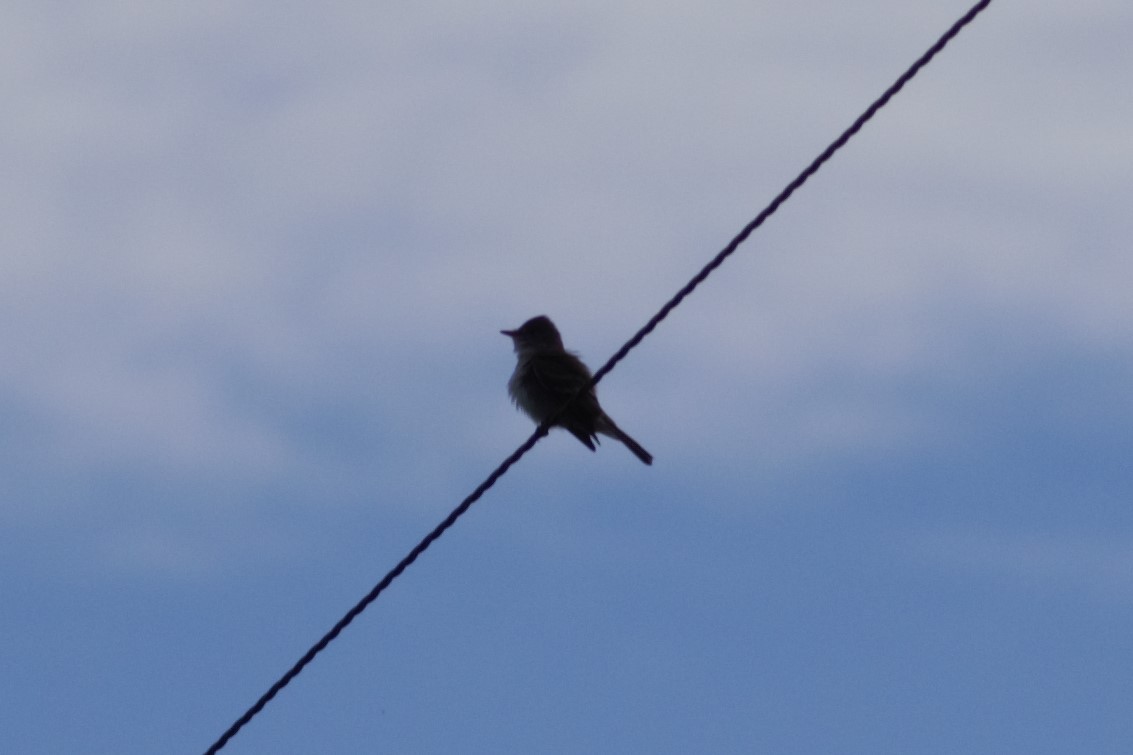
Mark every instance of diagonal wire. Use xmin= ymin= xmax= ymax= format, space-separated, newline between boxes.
xmin=204 ymin=1 xmax=993 ymax=751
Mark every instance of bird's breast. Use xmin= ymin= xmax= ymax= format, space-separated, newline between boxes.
xmin=507 ymin=363 xmax=539 ymax=419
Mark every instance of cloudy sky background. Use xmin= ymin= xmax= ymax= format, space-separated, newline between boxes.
xmin=3 ymin=0 xmax=1132 ymax=752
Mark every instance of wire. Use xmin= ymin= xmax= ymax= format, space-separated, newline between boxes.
xmin=203 ymin=1 xmax=993 ymax=751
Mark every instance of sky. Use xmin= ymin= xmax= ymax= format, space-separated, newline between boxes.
xmin=2 ymin=0 xmax=1132 ymax=752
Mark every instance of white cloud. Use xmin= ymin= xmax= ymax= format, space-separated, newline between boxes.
xmin=0 ymin=0 xmax=1129 ymax=530
xmin=916 ymin=528 xmax=1133 ymax=599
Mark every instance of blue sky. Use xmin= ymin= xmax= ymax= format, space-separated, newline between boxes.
xmin=3 ymin=1 xmax=1132 ymax=753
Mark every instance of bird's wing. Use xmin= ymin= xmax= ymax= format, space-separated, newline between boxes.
xmin=526 ymin=352 xmax=596 ymax=404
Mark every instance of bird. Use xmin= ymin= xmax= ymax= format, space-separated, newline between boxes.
xmin=501 ymin=315 xmax=653 ymax=465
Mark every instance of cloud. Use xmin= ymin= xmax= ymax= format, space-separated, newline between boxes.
xmin=916 ymin=528 xmax=1133 ymax=599
xmin=1 ymin=0 xmax=1130 ymax=539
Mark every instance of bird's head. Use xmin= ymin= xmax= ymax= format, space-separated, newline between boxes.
xmin=501 ymin=315 xmax=565 ymax=353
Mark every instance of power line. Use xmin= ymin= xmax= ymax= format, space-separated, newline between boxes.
xmin=203 ymin=1 xmax=994 ymax=751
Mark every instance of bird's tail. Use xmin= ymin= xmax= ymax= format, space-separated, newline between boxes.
xmin=596 ymin=414 xmax=653 ymax=466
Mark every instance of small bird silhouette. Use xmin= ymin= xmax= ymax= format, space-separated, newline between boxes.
xmin=501 ymin=315 xmax=653 ymax=465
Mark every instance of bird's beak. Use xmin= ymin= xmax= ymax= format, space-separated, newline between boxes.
xmin=500 ymin=329 xmax=516 ymax=337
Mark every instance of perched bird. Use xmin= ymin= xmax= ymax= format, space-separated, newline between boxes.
xmin=501 ymin=315 xmax=653 ymax=465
